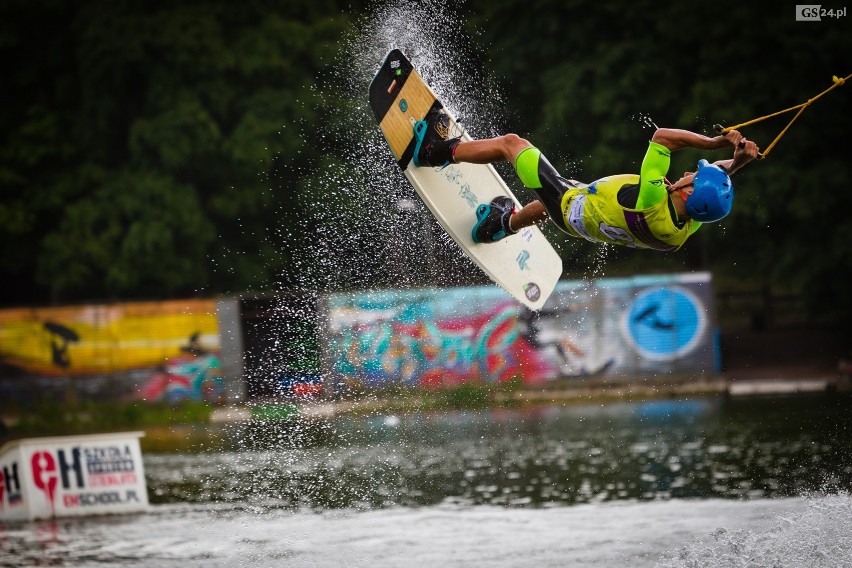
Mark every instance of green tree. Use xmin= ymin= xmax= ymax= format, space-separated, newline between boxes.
xmin=0 ymin=0 xmax=356 ymax=303
xmin=1 ymin=0 xmax=851 ymax=327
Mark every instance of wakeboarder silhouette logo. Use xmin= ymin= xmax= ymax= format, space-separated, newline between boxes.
xmin=622 ymin=286 xmax=707 ymax=361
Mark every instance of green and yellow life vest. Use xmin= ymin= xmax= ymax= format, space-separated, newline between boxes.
xmin=559 ymin=142 xmax=701 ymax=251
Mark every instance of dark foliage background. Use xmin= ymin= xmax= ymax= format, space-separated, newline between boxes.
xmin=1 ymin=0 xmax=849 ymax=328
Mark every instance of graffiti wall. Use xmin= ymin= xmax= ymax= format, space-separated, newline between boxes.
xmin=0 ymin=274 xmax=720 ymax=400
xmin=326 ymin=273 xmax=719 ymax=388
xmin=0 ymin=300 xmax=223 ymax=402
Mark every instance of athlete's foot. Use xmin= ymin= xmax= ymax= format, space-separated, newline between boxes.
xmin=413 ymin=108 xmax=460 ymax=167
xmin=472 ymin=196 xmax=517 ymax=243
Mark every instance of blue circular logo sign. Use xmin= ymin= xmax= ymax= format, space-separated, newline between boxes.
xmin=622 ymin=286 xmax=706 ymax=360
xmin=399 ymin=99 xmax=408 ymax=112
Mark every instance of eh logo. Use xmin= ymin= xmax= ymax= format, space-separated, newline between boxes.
xmin=32 ymin=448 xmax=86 ymax=511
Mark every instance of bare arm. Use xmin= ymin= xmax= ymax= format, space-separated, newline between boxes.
xmin=651 ymin=128 xmax=732 ymax=152
xmin=712 ymin=136 xmax=761 ymax=175
xmin=652 ymin=127 xmax=760 ymax=175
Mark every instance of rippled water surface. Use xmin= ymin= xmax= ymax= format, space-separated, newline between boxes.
xmin=4 ymin=394 xmax=852 ymax=567
xmin=147 ymin=395 xmax=852 ymax=509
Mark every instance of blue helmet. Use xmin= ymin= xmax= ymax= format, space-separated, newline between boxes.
xmin=685 ymin=159 xmax=734 ymax=222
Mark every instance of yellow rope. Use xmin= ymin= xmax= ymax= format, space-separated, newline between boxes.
xmin=715 ymin=73 xmax=850 ymax=158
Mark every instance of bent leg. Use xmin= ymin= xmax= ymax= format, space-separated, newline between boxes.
xmin=453 ymin=134 xmax=532 ymax=164
xmin=509 ymin=200 xmax=548 ymax=232
xmin=455 ymin=134 xmax=570 ymax=234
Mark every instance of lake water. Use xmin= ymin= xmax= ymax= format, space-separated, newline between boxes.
xmin=3 ymin=394 xmax=852 ymax=567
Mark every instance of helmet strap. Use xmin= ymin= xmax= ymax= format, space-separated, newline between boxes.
xmin=666 ymin=180 xmax=690 ymax=205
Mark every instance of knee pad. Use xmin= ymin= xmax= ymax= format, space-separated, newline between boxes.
xmin=515 ymin=146 xmax=571 ymax=233
xmin=515 ymin=147 xmax=543 ymax=189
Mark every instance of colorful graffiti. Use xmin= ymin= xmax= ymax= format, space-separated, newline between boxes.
xmin=0 ymin=274 xmax=720 ymax=400
xmin=327 ymin=288 xmax=585 ymax=388
xmin=276 ymin=374 xmax=323 ymax=399
xmin=327 ymin=273 xmax=719 ymax=388
xmin=138 ymin=353 xmax=223 ymax=402
xmin=0 ymin=300 xmax=222 ymax=401
xmin=331 ymin=301 xmax=548 ymax=387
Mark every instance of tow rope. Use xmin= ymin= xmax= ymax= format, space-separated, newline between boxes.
xmin=714 ymin=73 xmax=851 ymax=159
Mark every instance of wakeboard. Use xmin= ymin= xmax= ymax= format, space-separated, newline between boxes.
xmin=368 ymin=49 xmax=562 ymax=310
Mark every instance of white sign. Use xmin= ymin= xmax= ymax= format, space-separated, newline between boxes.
xmin=0 ymin=431 xmax=148 ymax=521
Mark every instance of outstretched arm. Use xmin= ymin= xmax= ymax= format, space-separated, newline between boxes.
xmin=652 ymin=127 xmax=760 ymax=175
xmin=650 ymin=128 xmax=732 ymax=152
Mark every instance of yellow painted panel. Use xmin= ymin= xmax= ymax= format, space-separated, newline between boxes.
xmin=0 ymin=300 xmax=219 ymax=376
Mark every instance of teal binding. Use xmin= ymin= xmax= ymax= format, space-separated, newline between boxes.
xmin=412 ymin=120 xmax=430 ymax=167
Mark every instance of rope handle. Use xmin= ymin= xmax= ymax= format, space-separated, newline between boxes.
xmin=714 ymin=73 xmax=850 ymax=159
xmin=713 ymin=124 xmax=765 ymax=159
